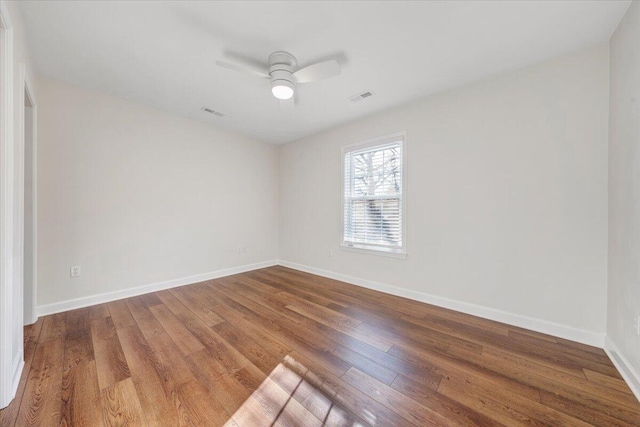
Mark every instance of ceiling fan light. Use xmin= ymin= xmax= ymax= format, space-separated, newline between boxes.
xmin=271 ymin=80 xmax=294 ymax=100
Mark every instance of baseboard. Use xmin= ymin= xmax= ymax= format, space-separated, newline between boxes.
xmin=36 ymin=260 xmax=278 ymax=317
xmin=604 ymin=336 xmax=640 ymax=403
xmin=24 ymin=313 xmax=37 ymax=326
xmin=277 ymin=259 xmax=605 ymax=348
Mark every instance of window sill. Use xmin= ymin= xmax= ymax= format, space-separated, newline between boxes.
xmin=340 ymin=244 xmax=407 ymax=259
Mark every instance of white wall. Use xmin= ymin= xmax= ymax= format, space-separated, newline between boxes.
xmin=36 ymin=77 xmax=279 ymax=311
xmin=607 ymin=0 xmax=640 ymax=396
xmin=279 ymin=45 xmax=609 ymax=343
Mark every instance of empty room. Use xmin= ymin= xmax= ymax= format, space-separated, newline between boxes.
xmin=0 ymin=0 xmax=639 ymax=425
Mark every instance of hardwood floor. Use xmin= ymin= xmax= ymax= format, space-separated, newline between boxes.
xmin=1 ymin=265 xmax=639 ymax=426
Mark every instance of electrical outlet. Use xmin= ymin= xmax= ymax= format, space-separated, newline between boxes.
xmin=237 ymin=245 xmax=247 ymax=254
xmin=70 ymin=266 xmax=81 ymax=278
xmin=328 ymin=249 xmax=333 ymax=257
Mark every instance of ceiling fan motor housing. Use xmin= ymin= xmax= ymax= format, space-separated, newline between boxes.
xmin=269 ymin=51 xmax=297 ymax=92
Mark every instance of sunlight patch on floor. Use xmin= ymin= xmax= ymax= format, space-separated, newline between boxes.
xmin=225 ymin=355 xmax=376 ymax=426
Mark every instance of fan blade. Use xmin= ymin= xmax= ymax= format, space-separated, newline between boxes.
xmin=293 ymin=59 xmax=340 ymax=83
xmin=216 ymin=60 xmax=269 ymax=79
xmin=279 ymin=93 xmax=298 ymax=111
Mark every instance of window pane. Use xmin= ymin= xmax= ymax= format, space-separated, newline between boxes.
xmin=346 ymin=198 xmax=402 ymax=246
xmin=352 ymin=145 xmax=402 ymax=197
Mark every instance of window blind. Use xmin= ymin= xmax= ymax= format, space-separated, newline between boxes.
xmin=343 ymin=138 xmax=404 ymax=252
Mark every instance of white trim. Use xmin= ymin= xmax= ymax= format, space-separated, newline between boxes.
xmin=9 ymin=351 xmax=22 ymax=399
xmin=342 ymin=131 xmax=406 ymax=152
xmin=0 ymin=0 xmax=15 ymax=409
xmin=340 ymin=244 xmax=407 ymax=259
xmin=20 ymin=67 xmax=37 ymax=326
xmin=277 ymin=259 xmax=605 ymax=348
xmin=36 ymin=260 xmax=278 ymax=317
xmin=604 ymin=336 xmax=640 ymax=404
xmin=13 ymin=63 xmax=24 ymax=333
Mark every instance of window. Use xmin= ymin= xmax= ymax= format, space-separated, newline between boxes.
xmin=342 ymin=132 xmax=406 ymax=256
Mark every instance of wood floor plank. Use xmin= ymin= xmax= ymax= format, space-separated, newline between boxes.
xmin=88 ymin=304 xmax=110 ymax=321
xmin=390 ymin=373 xmax=501 ymax=427
xmin=176 ymin=380 xmax=230 ymax=427
xmin=284 ymin=351 xmax=412 ymax=426
xmin=231 ymin=394 xmax=274 ymax=426
xmin=400 ymin=311 xmax=599 ymax=379
xmin=155 ymin=292 xmax=255 ymax=375
xmin=285 ymin=300 xmax=361 ymax=331
xmin=247 ymin=269 xmax=349 ymax=308
xmin=138 ymin=292 xmax=163 ymax=308
xmin=209 ymin=303 xmax=292 ymax=359
xmin=508 ymin=328 xmax=557 ymax=343
xmin=339 ymin=303 xmax=484 ymax=355
xmin=271 ymin=266 xmax=385 ymax=302
xmin=557 ymin=337 xmax=609 ymax=357
xmin=264 ymin=356 xmax=370 ymax=426
xmin=60 ymin=308 xmax=102 ymax=427
xmin=15 ymin=337 xmax=65 ymax=426
xmin=265 ymin=268 xmax=376 ymax=309
xmin=100 ymin=377 xmax=147 ymax=427
xmin=169 ymin=286 xmax=225 ymax=327
xmin=267 ymin=362 xmax=334 ymax=422
xmin=343 ymin=367 xmax=458 ymax=427
xmin=215 ymin=367 xmax=265 ymax=420
xmin=584 ymin=368 xmax=635 ymax=395
xmin=144 ymin=332 xmax=197 ymax=387
xmin=232 ymin=363 xmax=324 ymax=427
xmin=60 ymin=360 xmax=103 ymax=427
xmin=5 ymin=266 xmax=640 ymax=427
xmin=125 ymin=296 xmax=165 ymax=341
xmin=106 ymin=300 xmax=136 ymax=330
xmin=392 ymin=343 xmax=543 ymax=402
xmin=439 ymin=374 xmax=596 ymax=427
xmin=148 ymin=303 xmax=205 ymax=356
xmin=90 ymin=317 xmax=131 ymax=390
xmin=539 ymin=388 xmax=637 ymax=427
xmin=442 ymin=340 xmax=640 ymax=422
xmin=65 ymin=308 xmax=92 ymax=338
xmin=211 ymin=321 xmax=282 ymax=376
xmin=481 ymin=346 xmax=640 ymax=409
xmin=223 ymin=418 xmax=239 ymax=427
xmin=116 ymin=324 xmax=191 ymax=426
xmin=39 ymin=312 xmax=68 ymax=342
xmin=437 ymin=375 xmax=544 ymax=427
xmin=185 ymin=350 xmax=243 ymax=418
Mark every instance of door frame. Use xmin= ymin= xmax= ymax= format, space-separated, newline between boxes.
xmin=0 ymin=0 xmax=16 ymax=409
xmin=18 ymin=65 xmax=37 ymax=326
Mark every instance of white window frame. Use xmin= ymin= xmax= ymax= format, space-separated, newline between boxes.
xmin=341 ymin=131 xmax=407 ymax=259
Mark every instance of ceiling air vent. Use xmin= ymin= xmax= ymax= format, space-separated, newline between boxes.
xmin=201 ymin=107 xmax=225 ymax=117
xmin=349 ymin=91 xmax=374 ymax=102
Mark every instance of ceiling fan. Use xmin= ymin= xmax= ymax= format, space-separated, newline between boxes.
xmin=216 ymin=51 xmax=341 ymax=102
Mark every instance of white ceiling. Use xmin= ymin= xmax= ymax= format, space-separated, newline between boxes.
xmin=20 ymin=0 xmax=629 ymax=144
